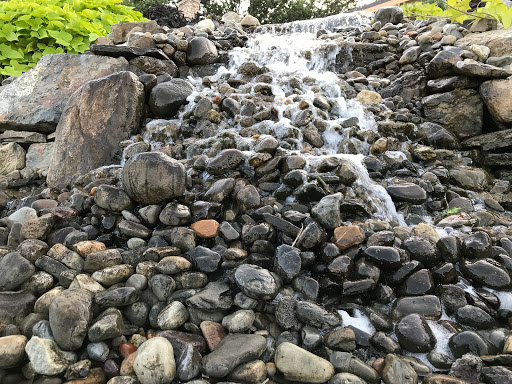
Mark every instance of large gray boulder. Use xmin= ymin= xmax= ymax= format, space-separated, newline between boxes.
xmin=47 ymin=71 xmax=144 ymax=190
xmin=49 ymin=289 xmax=94 ymax=351
xmin=149 ymin=79 xmax=194 ymax=118
xmin=0 ymin=54 xmax=133 ymax=133
xmin=374 ymin=6 xmax=404 ymax=25
xmin=422 ymin=89 xmax=483 ymax=139
xmin=122 ymin=152 xmax=187 ymax=205
xmin=187 ymin=37 xmax=218 ymax=65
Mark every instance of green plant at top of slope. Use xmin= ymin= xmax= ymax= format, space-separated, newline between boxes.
xmin=401 ymin=0 xmax=512 ymax=29
xmin=0 ymin=0 xmax=145 ymax=79
xmin=441 ymin=194 xmax=461 ymax=217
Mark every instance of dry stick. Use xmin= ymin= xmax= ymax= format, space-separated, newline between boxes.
xmin=291 ymin=224 xmax=304 ymax=248
xmin=316 ymin=176 xmax=333 ymax=195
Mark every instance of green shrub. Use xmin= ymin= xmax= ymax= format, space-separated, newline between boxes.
xmin=401 ymin=0 xmax=512 ymax=29
xmin=0 ymin=0 xmax=146 ymax=78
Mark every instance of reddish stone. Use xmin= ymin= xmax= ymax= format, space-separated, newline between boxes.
xmin=119 ymin=342 xmax=137 ymax=358
xmin=119 ymin=352 xmax=136 ymax=376
xmin=372 ymin=357 xmax=385 ymax=375
xmin=190 ymin=219 xmax=220 ymax=238
xmin=73 ymin=240 xmax=106 ymax=257
xmin=333 ymin=225 xmax=365 ymax=251
xmin=200 ymin=320 xmax=226 ymax=351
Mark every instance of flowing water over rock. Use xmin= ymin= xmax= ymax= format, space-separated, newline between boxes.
xmin=2 ymin=7 xmax=512 ymax=384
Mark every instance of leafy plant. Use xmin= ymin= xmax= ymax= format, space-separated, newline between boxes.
xmin=401 ymin=0 xmax=512 ymax=29
xmin=442 ymin=207 xmax=461 ymax=216
xmin=0 ymin=0 xmax=145 ymax=79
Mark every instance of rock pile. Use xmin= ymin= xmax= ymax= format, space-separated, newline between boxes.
xmin=0 ymin=6 xmax=512 ymax=384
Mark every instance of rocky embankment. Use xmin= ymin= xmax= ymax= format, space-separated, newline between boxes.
xmin=1 ymin=6 xmax=512 ymax=384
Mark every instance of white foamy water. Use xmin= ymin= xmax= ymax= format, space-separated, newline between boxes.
xmin=338 ymin=308 xmax=376 ymax=335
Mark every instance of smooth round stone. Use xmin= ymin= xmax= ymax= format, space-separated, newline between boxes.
xmin=157 ymin=301 xmax=189 ymax=330
xmin=455 ymin=305 xmax=496 ymax=329
xmin=25 ymin=336 xmax=77 ymax=376
xmin=275 ymin=342 xmax=335 ymax=383
xmin=234 ymin=264 xmax=280 ymax=300
xmin=133 ymin=337 xmax=176 ymax=384
xmin=329 ymin=372 xmax=366 ymax=384
xmin=8 ymin=207 xmax=37 ymax=223
xmin=127 ymin=238 xmax=146 ymax=249
xmin=449 ymin=331 xmax=489 ymax=358
xmin=122 ymin=152 xmax=187 ymax=205
xmin=395 ymin=314 xmax=436 ymax=353
xmin=382 ymin=354 xmax=418 ymax=384
xmin=88 ymin=308 xmax=124 ymax=342
xmin=0 ymin=335 xmax=27 ymax=368
xmin=88 ymin=341 xmax=109 ymax=362
xmin=221 ymin=309 xmax=255 ymax=333
xmin=386 ymin=183 xmax=427 ymax=204
xmin=0 ymin=252 xmax=35 ymax=291
xmin=31 ymin=199 xmax=58 ymax=212
xmin=94 ymin=185 xmax=132 ymax=212
xmin=462 ymin=231 xmax=491 ymax=258
xmin=227 ymin=359 xmax=267 ymax=383
xmin=125 ymin=274 xmax=147 ymax=290
xmin=460 ymin=258 xmax=511 ymax=289
xmin=32 ymin=320 xmax=54 ymax=340
xmin=403 ymin=236 xmax=440 ymax=268
xmin=363 ymin=246 xmax=401 ymax=269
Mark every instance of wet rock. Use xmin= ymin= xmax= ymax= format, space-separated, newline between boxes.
xmin=206 ymin=149 xmax=245 ymax=175
xmin=25 ymin=336 xmax=77 ymax=375
xmin=456 ymin=305 xmax=496 ymax=329
xmin=0 ymin=54 xmax=132 ymax=133
xmin=149 ymin=79 xmax=194 ymax=118
xmin=324 ymin=328 xmax=356 ymax=352
xmin=449 ymin=354 xmax=482 ymax=384
xmin=392 ymin=295 xmax=442 ymax=320
xmin=275 ymin=342 xmax=335 ymax=383
xmin=122 ymin=152 xmax=186 ymax=204
xmin=202 ymin=334 xmax=266 ymax=378
xmin=364 ymin=246 xmax=401 ymax=270
xmin=47 ymin=71 xmax=144 ymax=189
xmin=333 ymin=226 xmax=365 ymax=251
xmin=449 ymin=331 xmax=489 ymax=358
xmin=234 ymin=264 xmax=279 ymax=300
xmin=311 ymin=193 xmax=343 ymax=229
xmin=187 ymin=37 xmax=218 ymax=65
xmin=449 ymin=167 xmax=490 ymax=191
xmin=328 ymin=351 xmax=380 ymax=383
xmin=296 ymin=301 xmax=342 ymax=330
xmin=481 ymin=366 xmax=512 ymax=384
xmin=395 ymin=314 xmax=436 ymax=353
xmin=274 ymin=245 xmax=301 ymax=283
xmin=186 ymin=246 xmax=221 ymax=273
xmin=133 ymin=337 xmax=175 ymax=384
xmin=426 ymin=51 xmax=461 ymax=79
xmin=227 ymin=359 xmax=267 ymax=383
xmin=386 ymin=183 xmax=427 ymax=204
xmin=461 ymin=258 xmax=511 ymax=289
xmin=403 ymin=236 xmax=439 ymax=268
xmin=383 ymin=354 xmax=418 ymax=384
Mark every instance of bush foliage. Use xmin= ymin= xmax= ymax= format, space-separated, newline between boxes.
xmin=401 ymin=0 xmax=512 ymax=29
xmin=0 ymin=0 xmax=145 ymax=78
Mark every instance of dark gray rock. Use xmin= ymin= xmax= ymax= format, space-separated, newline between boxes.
xmin=234 ymin=264 xmax=280 ymax=300
xmin=0 ymin=252 xmax=35 ymax=290
xmin=187 ymin=37 xmax=218 ymax=65
xmin=296 ymin=301 xmax=342 ymax=330
xmin=206 ymin=149 xmax=246 ymax=175
xmin=461 ymin=258 xmax=511 ymax=289
xmin=149 ymin=78 xmax=193 ymax=118
xmin=449 ymin=331 xmax=489 ymax=358
xmin=386 ymin=183 xmax=427 ymax=204
xmin=130 ymin=56 xmax=178 ymax=77
xmin=274 ymin=245 xmax=301 ymax=283
xmin=94 ymin=185 xmax=132 ymax=212
xmin=374 ymin=6 xmax=403 ymax=25
xmin=90 ymin=45 xmax=170 ymax=60
xmin=122 ymin=152 xmax=186 ymax=204
xmin=186 ymin=246 xmax=221 ymax=273
xmin=395 ymin=314 xmax=436 ymax=353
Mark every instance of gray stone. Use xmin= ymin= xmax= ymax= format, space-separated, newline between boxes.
xmin=149 ymin=79 xmax=194 ymax=118
xmin=383 ymin=354 xmax=418 ymax=384
xmin=275 ymin=342 xmax=335 ymax=383
xmin=130 ymin=56 xmax=178 ymax=77
xmin=25 ymin=336 xmax=77 ymax=375
xmin=422 ymin=89 xmax=483 ymax=139
xmin=110 ymin=21 xmax=165 ymax=44
xmin=0 ymin=335 xmax=27 ymax=368
xmin=157 ymin=301 xmax=189 ymax=330
xmin=49 ymin=288 xmax=93 ymax=351
xmin=374 ymin=6 xmax=403 ymax=25
xmin=187 ymin=37 xmax=218 ymax=65
xmin=0 ymin=54 xmax=132 ymax=133
xmin=0 ymin=252 xmax=35 ymax=290
xmin=395 ymin=314 xmax=436 ymax=353
xmin=47 ymin=71 xmax=144 ymax=189
xmin=386 ymin=183 xmax=427 ymax=204
xmin=234 ymin=264 xmax=280 ymax=300
xmin=94 ymin=185 xmax=132 ymax=212
xmin=122 ymin=152 xmax=187 ymax=204
xmin=26 ymin=143 xmax=54 ymax=170
xmin=312 ymin=193 xmax=343 ymax=229
xmin=202 ymin=334 xmax=266 ymax=378
xmin=133 ymin=337 xmax=176 ymax=384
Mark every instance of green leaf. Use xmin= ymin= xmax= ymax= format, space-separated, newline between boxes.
xmin=1 ymin=24 xmax=18 ymax=41
xmin=0 ymin=43 xmax=23 ymax=59
xmin=442 ymin=207 xmax=461 ymax=217
xmin=48 ymin=29 xmax=73 ymax=46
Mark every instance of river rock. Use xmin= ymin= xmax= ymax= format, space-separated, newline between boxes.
xmin=0 ymin=335 xmax=27 ymax=368
xmin=0 ymin=252 xmax=35 ymax=290
xmin=157 ymin=301 xmax=189 ymax=330
xmin=312 ymin=193 xmax=343 ymax=229
xmin=395 ymin=314 xmax=436 ymax=353
xmin=334 ymin=225 xmax=366 ymax=251
xmin=49 ymin=288 xmax=93 ymax=350
xmin=460 ymin=258 xmax=511 ymax=289
xmin=130 ymin=56 xmax=178 ymax=77
xmin=383 ymin=354 xmax=418 ymax=384
xmin=0 ymin=54 xmax=132 ymax=133
xmin=25 ymin=336 xmax=77 ymax=375
xmin=275 ymin=342 xmax=335 ymax=383
xmin=0 ymin=142 xmax=25 ymax=175
xmin=47 ymin=71 xmax=144 ymax=189
xmin=234 ymin=264 xmax=280 ymax=300
xmin=133 ymin=337 xmax=176 ymax=384
xmin=449 ymin=331 xmax=489 ymax=358
xmin=149 ymin=79 xmax=194 ymax=118
xmin=386 ymin=183 xmax=427 ymax=204
xmin=26 ymin=143 xmax=54 ymax=170
xmin=122 ymin=152 xmax=186 ymax=204
xmin=187 ymin=37 xmax=218 ymax=65
xmin=94 ymin=185 xmax=132 ymax=212
xmin=206 ymin=149 xmax=246 ymax=175
xmin=202 ymin=334 xmax=267 ymax=378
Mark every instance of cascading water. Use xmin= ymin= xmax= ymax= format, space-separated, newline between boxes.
xmin=143 ymin=18 xmax=403 ymax=224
